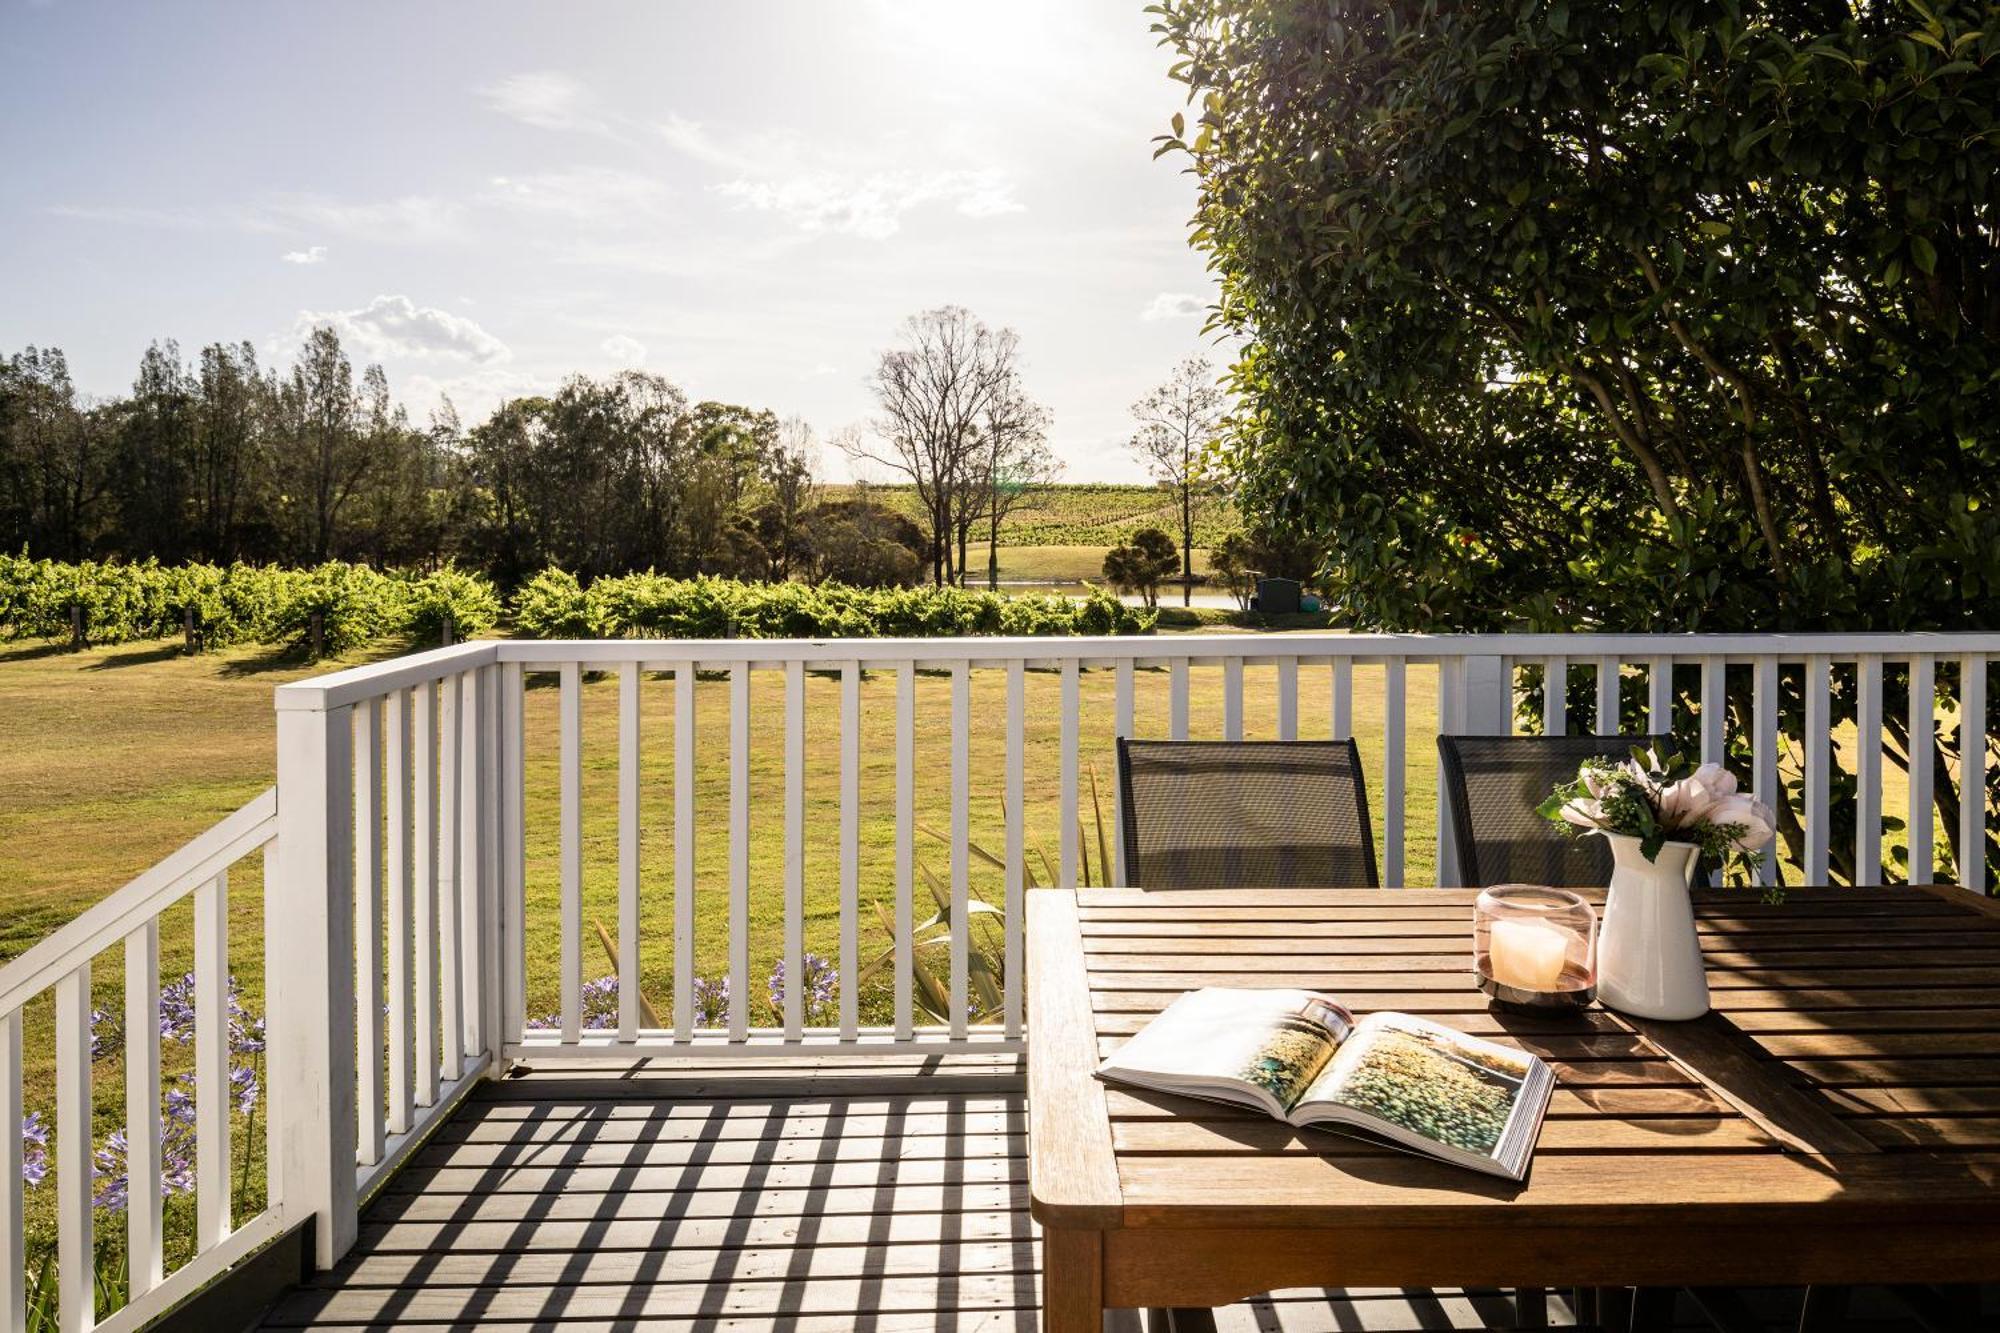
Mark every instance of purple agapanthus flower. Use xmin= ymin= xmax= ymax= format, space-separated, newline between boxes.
xmin=20 ymin=1110 xmax=48 ymax=1188
xmin=766 ymin=954 xmax=837 ymax=1025
xmin=92 ymin=1094 xmax=196 ymax=1212
xmin=690 ymin=974 xmax=730 ymax=1027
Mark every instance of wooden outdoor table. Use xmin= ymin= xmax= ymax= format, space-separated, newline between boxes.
xmin=1025 ymin=885 xmax=2000 ymax=1331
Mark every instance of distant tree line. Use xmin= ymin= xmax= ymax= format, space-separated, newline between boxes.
xmin=0 ymin=319 xmax=1031 ymax=590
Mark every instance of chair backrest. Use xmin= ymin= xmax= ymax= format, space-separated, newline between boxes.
xmin=1436 ymin=733 xmax=1671 ymax=888
xmin=1117 ymin=739 xmax=1380 ymax=889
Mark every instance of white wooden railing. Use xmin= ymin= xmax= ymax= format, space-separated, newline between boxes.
xmin=5 ymin=630 xmax=1997 ymax=1321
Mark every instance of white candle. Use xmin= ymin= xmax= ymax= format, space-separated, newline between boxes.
xmin=1489 ymin=918 xmax=1569 ymax=992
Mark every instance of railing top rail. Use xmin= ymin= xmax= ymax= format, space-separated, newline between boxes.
xmin=490 ymin=630 xmax=2000 ymax=667
xmin=270 ymin=630 xmax=2000 ymax=709
xmin=274 ymin=640 xmax=498 ymax=712
xmin=0 ymin=787 xmax=277 ymax=1015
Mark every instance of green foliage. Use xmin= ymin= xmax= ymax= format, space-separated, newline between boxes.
xmin=1102 ymin=527 xmax=1182 ymax=609
xmin=827 ymin=482 xmax=1239 ymax=550
xmin=1157 ymin=0 xmax=2000 ymax=885
xmin=401 ymin=564 xmax=502 ymax=642
xmin=270 ymin=563 xmax=406 ymax=657
xmin=509 ymin=569 xmax=1156 ymax=640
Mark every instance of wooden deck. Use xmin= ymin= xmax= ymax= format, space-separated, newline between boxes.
xmin=253 ymin=1056 xmax=1974 ymax=1332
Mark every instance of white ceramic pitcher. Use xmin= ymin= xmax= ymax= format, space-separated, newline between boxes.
xmin=1595 ymin=833 xmax=1708 ymax=1021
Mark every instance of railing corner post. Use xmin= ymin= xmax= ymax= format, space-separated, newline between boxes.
xmin=270 ymin=702 xmax=359 ymax=1270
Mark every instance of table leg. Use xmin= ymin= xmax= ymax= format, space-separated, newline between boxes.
xmin=1044 ymin=1227 xmax=1106 ymax=1333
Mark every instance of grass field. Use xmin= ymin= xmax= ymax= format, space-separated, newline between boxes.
xmin=827 ymin=481 xmax=1238 ymax=586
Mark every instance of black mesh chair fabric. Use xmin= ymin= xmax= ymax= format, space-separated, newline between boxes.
xmin=1117 ymin=739 xmax=1379 ymax=889
xmin=1437 ymin=733 xmax=1671 ymax=888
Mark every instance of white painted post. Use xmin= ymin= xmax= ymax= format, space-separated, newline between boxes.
xmin=1960 ymin=654 xmax=1988 ymax=895
xmin=384 ymin=689 xmax=412 ymax=1134
xmin=1277 ymin=657 xmax=1298 ymax=741
xmin=458 ymin=670 xmax=484 ymax=1061
xmin=782 ymin=661 xmax=805 ymax=1039
xmin=1444 ymin=655 xmax=1510 ymax=887
xmin=558 ymin=663 xmax=582 ymax=1043
xmin=1543 ymin=655 xmax=1568 ymax=737
xmin=1804 ymin=655 xmax=1832 ymax=886
xmin=728 ymin=664 xmax=750 ymax=1040
xmin=124 ymin=918 xmax=163 ymax=1296
xmin=618 ymin=663 xmax=641 ymax=1042
xmin=271 ymin=700 xmax=360 ymax=1269
xmin=351 ymin=699 xmax=383 ymax=1164
xmin=1112 ymin=659 xmax=1134 ymax=888
xmin=949 ymin=661 xmax=971 ymax=1036
xmin=1752 ymin=657 xmax=1780 ymax=887
xmin=1060 ymin=660 xmax=1080 ymax=887
xmin=501 ymin=663 xmax=526 ymax=1048
xmin=1648 ymin=656 xmax=1674 ymax=737
xmin=1854 ymin=654 xmax=1884 ymax=886
xmin=55 ymin=966 xmax=91 ymax=1333
xmin=839 ymin=662 xmax=861 ymax=1041
xmin=1909 ymin=655 xmax=1936 ymax=886
xmin=437 ymin=675 xmax=462 ymax=1079
xmin=893 ymin=662 xmax=915 ymax=1040
xmin=673 ymin=667 xmax=696 ymax=1037
xmin=1595 ymin=657 xmax=1621 ymax=736
xmin=1383 ymin=657 xmax=1406 ymax=888
xmin=1004 ymin=661 xmax=1026 ymax=1038
xmin=0 ymin=1010 xmax=20 ymax=1331
xmin=194 ymin=870 xmax=231 ymax=1247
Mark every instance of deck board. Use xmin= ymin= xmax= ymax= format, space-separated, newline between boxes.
xmin=264 ymin=1058 xmax=1607 ymax=1331
xmin=260 ymin=1054 xmax=1971 ymax=1331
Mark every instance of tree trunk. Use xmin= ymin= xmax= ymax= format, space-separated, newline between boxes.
xmin=1181 ymin=485 xmax=1193 ymax=607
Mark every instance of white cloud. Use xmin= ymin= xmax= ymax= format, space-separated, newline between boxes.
xmin=1141 ymin=292 xmax=1206 ymax=321
xmin=295 ymin=294 xmax=510 ymax=364
xmin=282 ymin=245 xmax=327 ymax=265
xmin=600 ymin=334 xmax=647 ymax=365
xmin=657 ymin=115 xmax=747 ymax=170
xmin=482 ymin=168 xmax=669 ymax=223
xmin=716 ymin=168 xmax=1023 ymax=240
xmin=265 ymin=194 xmax=461 ymax=244
xmin=479 ymin=71 xmax=611 ymax=135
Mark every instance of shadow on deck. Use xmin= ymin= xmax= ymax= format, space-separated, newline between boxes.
xmin=251 ymin=1055 xmax=1963 ymax=1332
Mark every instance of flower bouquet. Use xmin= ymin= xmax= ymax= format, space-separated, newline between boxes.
xmin=1538 ymin=748 xmax=1776 ymax=874
xmin=1536 ymin=748 xmax=1777 ymax=1020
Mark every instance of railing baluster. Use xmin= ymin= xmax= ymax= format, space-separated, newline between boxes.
xmin=1700 ymin=656 xmax=1726 ymax=766
xmin=894 ymin=662 xmax=915 ymax=1040
xmin=1805 ymin=654 xmax=1832 ymax=885
xmin=1543 ymin=654 xmax=1568 ymax=736
xmin=459 ymin=671 xmax=485 ymax=1062
xmin=618 ymin=663 xmax=641 ymax=1041
xmin=55 ymin=965 xmax=91 ymax=1333
xmin=728 ymin=664 xmax=750 ymax=1040
xmin=1855 ymin=654 xmax=1884 ymax=886
xmin=1752 ymin=657 xmax=1780 ymax=887
xmin=438 ymin=673 xmax=462 ymax=1079
xmin=673 ymin=666 xmax=696 ymax=1037
xmin=1909 ymin=654 xmax=1936 ymax=886
xmin=500 ymin=663 xmax=525 ymax=1049
xmin=1648 ymin=655 xmax=1673 ymax=736
xmin=558 ymin=662 xmax=582 ymax=1044
xmin=352 ymin=700 xmax=383 ymax=1164
xmin=194 ymin=869 xmax=230 ymax=1247
xmin=1436 ymin=658 xmax=1463 ymax=884
xmin=123 ymin=918 xmax=162 ymax=1296
xmin=0 ymin=1010 xmax=20 ymax=1331
xmin=1005 ymin=660 xmax=1026 ymax=1040
xmin=950 ymin=661 xmax=971 ymax=1038
xmin=1383 ymin=657 xmax=1406 ymax=888
xmin=413 ymin=680 xmax=438 ymax=1100
xmin=783 ymin=661 xmax=806 ymax=1039
xmin=1060 ymin=660 xmax=1080 ymax=887
xmin=1596 ymin=656 xmax=1620 ymax=736
xmin=1113 ymin=659 xmax=1134 ymax=887
xmin=1223 ymin=657 xmax=1244 ymax=741
xmin=1277 ymin=657 xmax=1298 ymax=740
xmin=1960 ymin=653 xmax=1988 ymax=895
xmin=1331 ymin=658 xmax=1353 ymax=741
xmin=839 ymin=662 xmax=861 ymax=1041
xmin=385 ymin=689 xmax=413 ymax=1132
xmin=1170 ymin=657 xmax=1189 ymax=740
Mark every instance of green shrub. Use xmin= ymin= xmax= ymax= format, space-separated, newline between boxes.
xmin=271 ymin=563 xmax=407 ymax=658
xmin=511 ymin=571 xmax=1155 ymax=640
xmin=400 ymin=565 xmax=502 ymax=642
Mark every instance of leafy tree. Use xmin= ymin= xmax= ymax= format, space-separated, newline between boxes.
xmin=1156 ymin=0 xmax=2000 ymax=884
xmin=970 ymin=373 xmax=1059 ymax=591
xmin=1129 ymin=355 xmax=1225 ymax=606
xmin=1103 ymin=527 xmax=1181 ymax=609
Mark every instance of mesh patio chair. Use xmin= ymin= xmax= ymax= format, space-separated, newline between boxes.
xmin=1117 ymin=739 xmax=1379 ymax=889
xmin=1436 ymin=733 xmax=1672 ymax=888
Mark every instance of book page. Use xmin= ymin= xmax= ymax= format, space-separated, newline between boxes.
xmin=1097 ymin=988 xmax=1355 ymax=1116
xmin=1296 ymin=1013 xmax=1539 ymax=1162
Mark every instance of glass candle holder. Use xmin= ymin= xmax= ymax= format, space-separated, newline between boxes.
xmin=1474 ymin=886 xmax=1597 ymax=1012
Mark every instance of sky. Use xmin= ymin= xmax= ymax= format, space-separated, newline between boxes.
xmin=0 ymin=0 xmax=1226 ymax=481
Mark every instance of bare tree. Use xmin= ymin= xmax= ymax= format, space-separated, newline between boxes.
xmin=1128 ymin=356 xmax=1226 ymax=606
xmin=844 ymin=306 xmax=1019 ymax=585
xmin=966 ymin=373 xmax=1059 ymax=591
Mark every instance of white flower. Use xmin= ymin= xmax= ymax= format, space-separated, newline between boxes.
xmin=1691 ymin=762 xmax=1738 ymax=798
xmin=1707 ymin=793 xmax=1776 ymax=850
xmin=1583 ymin=766 xmax=1616 ymax=800
xmin=1657 ymin=775 xmax=1723 ymax=831
xmin=1559 ymin=797 xmax=1605 ymax=829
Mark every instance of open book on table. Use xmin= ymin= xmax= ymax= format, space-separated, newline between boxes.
xmin=1097 ymin=988 xmax=1555 ymax=1181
